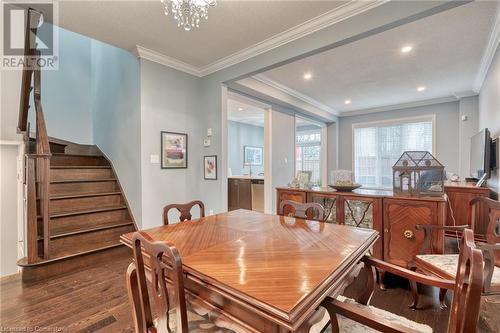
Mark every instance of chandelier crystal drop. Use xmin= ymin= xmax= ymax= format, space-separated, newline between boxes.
xmin=161 ymin=0 xmax=216 ymax=31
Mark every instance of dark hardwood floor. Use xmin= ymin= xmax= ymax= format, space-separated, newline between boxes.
xmin=0 ymin=251 xmax=497 ymax=332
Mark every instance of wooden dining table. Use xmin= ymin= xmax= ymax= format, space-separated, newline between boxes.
xmin=120 ymin=209 xmax=378 ymax=333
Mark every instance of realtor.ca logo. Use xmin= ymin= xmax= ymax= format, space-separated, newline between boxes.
xmin=2 ymin=2 xmax=59 ymax=70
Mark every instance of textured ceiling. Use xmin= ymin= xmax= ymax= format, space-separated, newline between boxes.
xmin=261 ymin=1 xmax=498 ymax=113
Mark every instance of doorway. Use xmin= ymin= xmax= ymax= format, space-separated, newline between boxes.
xmin=222 ymin=91 xmax=272 ymax=213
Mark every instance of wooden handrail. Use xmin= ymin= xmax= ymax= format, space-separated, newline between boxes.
xmin=17 ymin=8 xmax=52 ymax=263
xmin=18 ymin=8 xmax=36 ymax=133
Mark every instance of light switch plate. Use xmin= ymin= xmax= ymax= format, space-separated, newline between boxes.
xmin=150 ymin=154 xmax=160 ymax=164
xmin=207 ymin=128 xmax=213 ymax=137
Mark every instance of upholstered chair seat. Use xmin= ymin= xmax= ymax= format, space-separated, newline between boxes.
xmin=332 ymin=296 xmax=433 ymax=333
xmin=416 ymin=254 xmax=500 ymax=293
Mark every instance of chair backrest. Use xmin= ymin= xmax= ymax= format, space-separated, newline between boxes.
xmin=279 ymin=200 xmax=326 ymax=222
xmin=163 ymin=200 xmax=205 ymax=225
xmin=447 ymin=229 xmax=483 ymax=333
xmin=126 ymin=232 xmax=188 ymax=333
xmin=469 ymin=196 xmax=500 ymax=265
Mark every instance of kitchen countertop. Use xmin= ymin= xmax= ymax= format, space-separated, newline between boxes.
xmin=228 ymin=175 xmax=264 ymax=180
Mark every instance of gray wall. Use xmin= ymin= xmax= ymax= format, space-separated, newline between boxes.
xmin=91 ymin=39 xmax=142 ymax=225
xmin=327 ymin=122 xmax=338 ymax=181
xmin=337 ymin=101 xmax=461 ymax=177
xmin=0 ymin=145 xmax=20 ymax=276
xmin=458 ymin=96 xmax=479 ymax=178
xmin=33 ymin=24 xmax=94 ymax=144
xmin=479 ymin=44 xmax=500 ymax=196
xmin=228 ymin=121 xmax=264 ymax=176
xmin=140 ymin=60 xmax=202 ymax=229
xmin=271 ymin=110 xmax=296 ymax=212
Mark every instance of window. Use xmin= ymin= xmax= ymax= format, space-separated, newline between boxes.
xmin=353 ymin=116 xmax=434 ymax=189
xmin=296 ymin=118 xmax=323 ymax=185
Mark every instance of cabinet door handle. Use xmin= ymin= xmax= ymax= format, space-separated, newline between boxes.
xmin=404 ymin=230 xmax=414 ymax=239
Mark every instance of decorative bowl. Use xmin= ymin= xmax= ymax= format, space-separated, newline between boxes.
xmin=328 ymin=184 xmax=362 ymax=192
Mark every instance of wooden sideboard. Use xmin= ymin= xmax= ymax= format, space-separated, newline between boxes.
xmin=444 ymin=181 xmax=491 ymax=242
xmin=276 ymin=187 xmax=446 ymax=267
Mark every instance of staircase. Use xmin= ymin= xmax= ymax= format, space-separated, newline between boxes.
xmin=16 ymin=9 xmax=135 ymax=282
xmin=18 ymin=139 xmax=136 ymax=281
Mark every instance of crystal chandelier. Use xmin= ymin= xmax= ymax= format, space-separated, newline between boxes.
xmin=161 ymin=0 xmax=216 ymax=31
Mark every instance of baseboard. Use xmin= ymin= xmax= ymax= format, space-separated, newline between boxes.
xmin=0 ymin=271 xmax=21 ymax=283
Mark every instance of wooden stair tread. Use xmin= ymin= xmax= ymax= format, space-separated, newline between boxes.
xmin=50 ymin=191 xmax=122 ymax=200
xmin=42 ymin=220 xmax=134 ymax=239
xmin=50 ymin=178 xmax=116 ymax=184
xmin=51 ymin=153 xmax=104 ymax=158
xmin=48 ymin=206 xmax=128 ymax=218
xmin=50 ymin=165 xmax=111 ymax=169
xmin=17 ymin=243 xmax=124 ymax=267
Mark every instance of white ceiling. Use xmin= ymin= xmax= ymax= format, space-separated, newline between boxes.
xmin=260 ymin=1 xmax=499 ymax=114
xmin=227 ymin=98 xmax=265 ymax=127
xmin=227 ymin=96 xmax=320 ymax=128
xmin=52 ymin=0 xmax=346 ymax=69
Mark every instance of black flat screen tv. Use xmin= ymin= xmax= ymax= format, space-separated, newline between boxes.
xmin=469 ymin=128 xmax=491 ymax=180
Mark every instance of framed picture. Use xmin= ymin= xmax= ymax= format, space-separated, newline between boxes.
xmin=243 ymin=146 xmax=263 ymax=166
xmin=204 ymin=155 xmax=217 ymax=180
xmin=161 ymin=131 xmax=187 ymax=169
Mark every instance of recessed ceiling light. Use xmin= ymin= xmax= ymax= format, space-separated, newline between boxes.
xmin=344 ymin=100 xmax=351 ymax=105
xmin=401 ymin=46 xmax=413 ymax=53
xmin=238 ymin=107 xmax=243 ymax=111
xmin=304 ymin=73 xmax=312 ymax=80
xmin=417 ymin=86 xmax=426 ymax=92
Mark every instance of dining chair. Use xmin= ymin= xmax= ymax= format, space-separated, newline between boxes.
xmin=279 ymin=200 xmax=327 ymax=222
xmin=163 ymin=200 xmax=205 ymax=225
xmin=321 ymin=229 xmax=483 ymax=333
xmin=126 ymin=231 xmax=234 ymax=333
xmin=412 ymin=197 xmax=500 ymax=308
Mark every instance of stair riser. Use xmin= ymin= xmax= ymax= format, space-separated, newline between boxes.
xmin=47 ymin=209 xmax=131 ymax=235
xmin=21 ymin=246 xmax=130 ymax=283
xmin=49 ymin=181 xmax=119 ymax=196
xmin=48 ymin=195 xmax=124 ymax=215
xmin=39 ymin=225 xmax=135 ymax=258
xmin=51 ymin=155 xmax=109 ymax=166
xmin=50 ymin=168 xmax=114 ymax=181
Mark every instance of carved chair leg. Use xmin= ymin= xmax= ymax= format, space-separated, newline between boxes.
xmin=409 ymin=280 xmax=419 ymax=310
xmin=378 ymin=270 xmax=387 ymax=290
xmin=408 ymin=265 xmax=419 ymax=309
xmin=439 ymin=288 xmax=448 ymax=310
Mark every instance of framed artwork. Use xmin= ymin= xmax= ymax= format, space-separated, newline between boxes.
xmin=161 ymin=131 xmax=188 ymax=169
xmin=204 ymin=155 xmax=217 ymax=180
xmin=243 ymin=146 xmax=263 ymax=166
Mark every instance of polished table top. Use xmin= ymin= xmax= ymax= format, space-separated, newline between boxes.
xmin=121 ymin=209 xmax=378 ymax=323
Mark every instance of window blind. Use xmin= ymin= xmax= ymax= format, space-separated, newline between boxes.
xmin=354 ymin=119 xmax=433 ymax=189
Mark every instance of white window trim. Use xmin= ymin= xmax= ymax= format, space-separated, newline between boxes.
xmin=351 ymin=114 xmax=436 ymax=189
xmin=295 ymin=115 xmax=327 ymax=186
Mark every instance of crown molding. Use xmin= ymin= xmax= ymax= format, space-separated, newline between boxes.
xmin=133 ymin=1 xmax=388 ymax=77
xmin=253 ymin=74 xmax=339 ymax=116
xmin=474 ymin=3 xmax=500 ymax=92
xmin=338 ymin=96 xmax=458 ymax=117
xmin=453 ymin=90 xmax=478 ymax=99
xmin=133 ymin=45 xmax=202 ymax=77
xmin=198 ymin=0 xmax=388 ymax=76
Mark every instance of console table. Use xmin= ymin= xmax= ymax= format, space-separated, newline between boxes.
xmin=276 ymin=187 xmax=447 ymax=267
